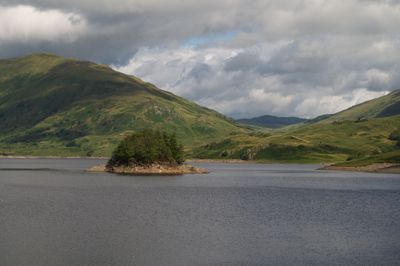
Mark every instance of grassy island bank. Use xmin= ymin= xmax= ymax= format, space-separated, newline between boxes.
xmin=88 ymin=163 xmax=208 ymax=175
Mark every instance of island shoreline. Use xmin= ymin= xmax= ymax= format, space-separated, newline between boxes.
xmin=87 ymin=163 xmax=209 ymax=175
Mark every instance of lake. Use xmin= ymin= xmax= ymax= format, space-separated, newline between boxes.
xmin=0 ymin=158 xmax=399 ymax=265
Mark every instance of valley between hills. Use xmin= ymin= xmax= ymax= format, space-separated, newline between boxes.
xmin=0 ymin=53 xmax=399 ymax=167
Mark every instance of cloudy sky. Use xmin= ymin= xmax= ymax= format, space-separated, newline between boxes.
xmin=0 ymin=0 xmax=399 ymax=118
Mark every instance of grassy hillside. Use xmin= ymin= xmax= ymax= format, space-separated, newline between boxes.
xmin=317 ymin=90 xmax=400 ymax=123
xmin=193 ymin=115 xmax=400 ymax=163
xmin=194 ymin=91 xmax=400 ymax=163
xmin=334 ymin=150 xmax=400 ymax=167
xmin=0 ymin=53 xmax=245 ymax=156
xmin=237 ymin=115 xmax=308 ymax=128
xmin=1 ymin=53 xmax=398 ymax=164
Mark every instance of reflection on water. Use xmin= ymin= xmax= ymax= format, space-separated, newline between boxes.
xmin=0 ymin=158 xmax=399 ymax=265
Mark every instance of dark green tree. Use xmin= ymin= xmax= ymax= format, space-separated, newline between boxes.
xmin=107 ymin=129 xmax=185 ymax=167
xmin=168 ymin=133 xmax=184 ymax=164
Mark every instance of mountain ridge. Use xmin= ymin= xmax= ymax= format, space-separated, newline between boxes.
xmin=0 ymin=53 xmax=244 ymax=156
xmin=237 ymin=115 xmax=308 ymax=128
xmin=315 ymin=90 xmax=400 ymax=123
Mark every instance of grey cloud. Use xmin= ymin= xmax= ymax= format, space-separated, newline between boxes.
xmin=224 ymin=52 xmax=262 ymax=72
xmin=0 ymin=1 xmax=244 ymax=64
xmin=186 ymin=63 xmax=212 ymax=81
xmin=1 ymin=0 xmax=399 ymax=63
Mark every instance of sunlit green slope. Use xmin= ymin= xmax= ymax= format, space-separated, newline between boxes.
xmin=0 ymin=54 xmax=245 ymax=156
xmin=194 ymin=91 xmax=400 ymax=163
xmin=317 ymin=90 xmax=400 ymax=123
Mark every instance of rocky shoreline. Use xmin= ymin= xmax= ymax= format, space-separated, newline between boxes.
xmin=87 ymin=163 xmax=209 ymax=175
xmin=320 ymin=163 xmax=400 ymax=174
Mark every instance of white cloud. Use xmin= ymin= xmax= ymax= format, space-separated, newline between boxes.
xmin=0 ymin=5 xmax=87 ymax=43
xmin=115 ymin=46 xmax=241 ymax=95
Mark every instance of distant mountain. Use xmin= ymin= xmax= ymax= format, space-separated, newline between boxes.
xmin=237 ymin=115 xmax=308 ymax=128
xmin=305 ymin=114 xmax=334 ymax=124
xmin=0 ymin=53 xmax=244 ymax=156
xmin=316 ymin=90 xmax=400 ymax=123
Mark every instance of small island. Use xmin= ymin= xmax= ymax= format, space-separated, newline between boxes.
xmin=88 ymin=130 xmax=208 ymax=175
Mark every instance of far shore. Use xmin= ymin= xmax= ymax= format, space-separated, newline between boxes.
xmin=320 ymin=163 xmax=400 ymax=174
xmin=0 ymin=156 xmax=255 ymax=163
xmin=0 ymin=156 xmax=249 ymax=163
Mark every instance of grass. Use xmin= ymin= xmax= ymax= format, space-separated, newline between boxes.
xmin=318 ymin=90 xmax=400 ymax=122
xmin=334 ymin=150 xmax=400 ymax=167
xmin=192 ymin=115 xmax=400 ymax=164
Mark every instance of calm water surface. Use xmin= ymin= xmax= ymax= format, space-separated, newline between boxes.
xmin=0 ymin=158 xmax=399 ymax=265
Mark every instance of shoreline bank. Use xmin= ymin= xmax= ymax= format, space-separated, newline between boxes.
xmin=320 ymin=163 xmax=400 ymax=174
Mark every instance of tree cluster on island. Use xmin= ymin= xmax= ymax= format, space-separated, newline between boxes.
xmin=107 ymin=129 xmax=184 ymax=168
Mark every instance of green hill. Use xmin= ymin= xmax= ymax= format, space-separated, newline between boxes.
xmin=316 ymin=90 xmax=400 ymax=123
xmin=194 ymin=115 xmax=400 ymax=163
xmin=0 ymin=53 xmax=245 ymax=156
xmin=1 ymin=53 xmax=398 ymax=164
xmin=194 ymin=92 xmax=400 ymax=163
xmin=237 ymin=115 xmax=308 ymax=128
